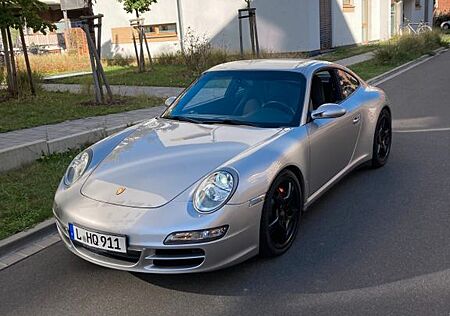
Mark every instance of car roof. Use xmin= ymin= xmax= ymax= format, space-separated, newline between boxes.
xmin=206 ymin=59 xmax=335 ymax=74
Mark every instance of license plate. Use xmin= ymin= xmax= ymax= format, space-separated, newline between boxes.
xmin=69 ymin=223 xmax=127 ymax=254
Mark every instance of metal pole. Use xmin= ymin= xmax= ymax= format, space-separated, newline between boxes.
xmin=19 ymin=25 xmax=35 ymax=96
xmin=82 ymin=24 xmax=102 ymax=104
xmin=176 ymin=0 xmax=185 ymax=54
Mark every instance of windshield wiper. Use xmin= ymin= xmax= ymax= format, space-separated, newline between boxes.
xmin=201 ymin=119 xmax=262 ymax=127
xmin=166 ymin=116 xmax=204 ymax=124
xmin=165 ymin=116 xmax=266 ymax=127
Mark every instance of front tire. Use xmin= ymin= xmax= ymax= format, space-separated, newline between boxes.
xmin=371 ymin=108 xmax=392 ymax=168
xmin=259 ymin=169 xmax=302 ymax=257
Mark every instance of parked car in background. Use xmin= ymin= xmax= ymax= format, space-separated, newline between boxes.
xmin=441 ymin=20 xmax=450 ymax=30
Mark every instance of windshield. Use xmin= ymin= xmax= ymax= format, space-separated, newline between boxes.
xmin=161 ymin=70 xmax=307 ymax=128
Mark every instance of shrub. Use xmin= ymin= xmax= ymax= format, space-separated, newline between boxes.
xmin=105 ymin=54 xmax=134 ymax=67
xmin=15 ymin=69 xmax=43 ymax=96
xmin=156 ymin=51 xmax=184 ymax=65
xmin=374 ymin=30 xmax=443 ymax=64
xmin=181 ymin=27 xmax=230 ymax=75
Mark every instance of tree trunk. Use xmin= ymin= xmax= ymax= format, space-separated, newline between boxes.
xmin=135 ymin=10 xmax=145 ymax=72
xmin=1 ymin=27 xmax=15 ymax=96
xmin=6 ymin=27 xmax=18 ymax=95
xmin=19 ymin=25 xmax=36 ymax=96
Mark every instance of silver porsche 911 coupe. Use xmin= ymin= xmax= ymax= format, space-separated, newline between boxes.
xmin=54 ymin=59 xmax=392 ymax=273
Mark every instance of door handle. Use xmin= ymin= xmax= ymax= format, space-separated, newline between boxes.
xmin=353 ymin=114 xmax=361 ymax=124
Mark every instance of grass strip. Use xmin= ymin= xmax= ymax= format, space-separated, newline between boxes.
xmin=0 ymin=91 xmax=163 ymax=133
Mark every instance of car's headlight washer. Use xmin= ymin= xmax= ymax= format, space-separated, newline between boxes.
xmin=64 ymin=149 xmax=92 ymax=187
xmin=193 ymin=169 xmax=238 ymax=213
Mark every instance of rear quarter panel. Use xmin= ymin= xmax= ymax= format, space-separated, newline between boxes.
xmin=352 ymin=85 xmax=390 ymax=162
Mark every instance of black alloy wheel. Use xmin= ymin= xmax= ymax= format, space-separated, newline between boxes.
xmin=371 ymin=108 xmax=392 ymax=168
xmin=260 ymin=169 xmax=302 ymax=257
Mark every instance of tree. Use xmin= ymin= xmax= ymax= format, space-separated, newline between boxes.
xmin=0 ymin=0 xmax=55 ymax=96
xmin=117 ymin=0 xmax=157 ymax=72
xmin=118 ymin=0 xmax=158 ymax=18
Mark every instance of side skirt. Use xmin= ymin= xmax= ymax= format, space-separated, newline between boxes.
xmin=304 ymin=154 xmax=370 ymax=210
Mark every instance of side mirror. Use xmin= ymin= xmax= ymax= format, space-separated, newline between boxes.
xmin=311 ymin=103 xmax=346 ymax=120
xmin=165 ymin=96 xmax=177 ymax=107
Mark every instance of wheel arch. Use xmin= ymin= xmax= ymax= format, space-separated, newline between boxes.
xmin=381 ymin=105 xmax=391 ymax=116
xmin=280 ymin=165 xmax=306 ymax=207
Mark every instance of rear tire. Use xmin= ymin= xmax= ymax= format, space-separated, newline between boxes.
xmin=417 ymin=25 xmax=432 ymax=34
xmin=371 ymin=108 xmax=392 ymax=168
xmin=259 ymin=170 xmax=302 ymax=257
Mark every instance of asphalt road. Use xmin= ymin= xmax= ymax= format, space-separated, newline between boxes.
xmin=1 ymin=51 xmax=449 ymax=316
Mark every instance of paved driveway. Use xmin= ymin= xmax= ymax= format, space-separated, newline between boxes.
xmin=0 ymin=51 xmax=449 ymax=316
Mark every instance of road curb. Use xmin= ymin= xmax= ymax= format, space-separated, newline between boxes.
xmin=368 ymin=47 xmax=448 ymax=86
xmin=0 ymin=218 xmax=56 ymax=257
xmin=0 ymin=122 xmax=145 ymax=173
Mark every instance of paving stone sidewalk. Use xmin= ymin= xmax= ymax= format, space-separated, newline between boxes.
xmin=43 ymin=83 xmax=184 ymax=98
xmin=0 ymin=106 xmax=165 ymax=151
xmin=335 ymin=51 xmax=374 ymax=67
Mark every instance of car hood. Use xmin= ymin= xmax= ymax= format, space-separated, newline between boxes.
xmin=81 ymin=118 xmax=282 ymax=208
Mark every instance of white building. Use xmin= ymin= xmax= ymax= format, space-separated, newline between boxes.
xmin=40 ymin=0 xmax=435 ymax=58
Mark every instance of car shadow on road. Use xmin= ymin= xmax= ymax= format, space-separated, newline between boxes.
xmin=132 ymin=135 xmax=450 ymax=296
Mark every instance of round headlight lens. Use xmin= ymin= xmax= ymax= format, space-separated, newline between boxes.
xmin=64 ymin=150 xmax=91 ymax=186
xmin=193 ymin=170 xmax=236 ymax=213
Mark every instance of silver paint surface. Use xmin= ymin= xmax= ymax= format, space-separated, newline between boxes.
xmin=54 ymin=59 xmax=389 ymax=273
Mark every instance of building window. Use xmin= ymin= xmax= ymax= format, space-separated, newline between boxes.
xmin=343 ymin=0 xmax=355 ymax=12
xmin=111 ymin=23 xmax=177 ymax=44
xmin=144 ymin=23 xmax=177 ymax=39
xmin=415 ymin=0 xmax=421 ymax=8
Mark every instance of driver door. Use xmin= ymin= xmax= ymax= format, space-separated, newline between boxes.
xmin=306 ymin=68 xmax=361 ymax=194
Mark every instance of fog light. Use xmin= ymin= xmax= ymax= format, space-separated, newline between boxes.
xmin=164 ymin=226 xmax=228 ymax=244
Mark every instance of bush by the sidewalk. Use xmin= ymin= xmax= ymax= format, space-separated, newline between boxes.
xmin=105 ymin=54 xmax=134 ymax=67
xmin=374 ymin=31 xmax=444 ymax=64
xmin=181 ymin=27 xmax=229 ymax=75
xmin=156 ymin=51 xmax=184 ymax=65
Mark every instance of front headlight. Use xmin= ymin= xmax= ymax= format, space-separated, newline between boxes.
xmin=64 ymin=149 xmax=92 ymax=186
xmin=193 ymin=170 xmax=237 ymax=213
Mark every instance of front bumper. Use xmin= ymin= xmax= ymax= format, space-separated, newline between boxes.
xmin=54 ymin=194 xmax=263 ymax=273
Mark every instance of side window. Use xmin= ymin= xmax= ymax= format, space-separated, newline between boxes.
xmin=310 ymin=69 xmax=341 ymax=110
xmin=336 ymin=70 xmax=360 ymax=100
